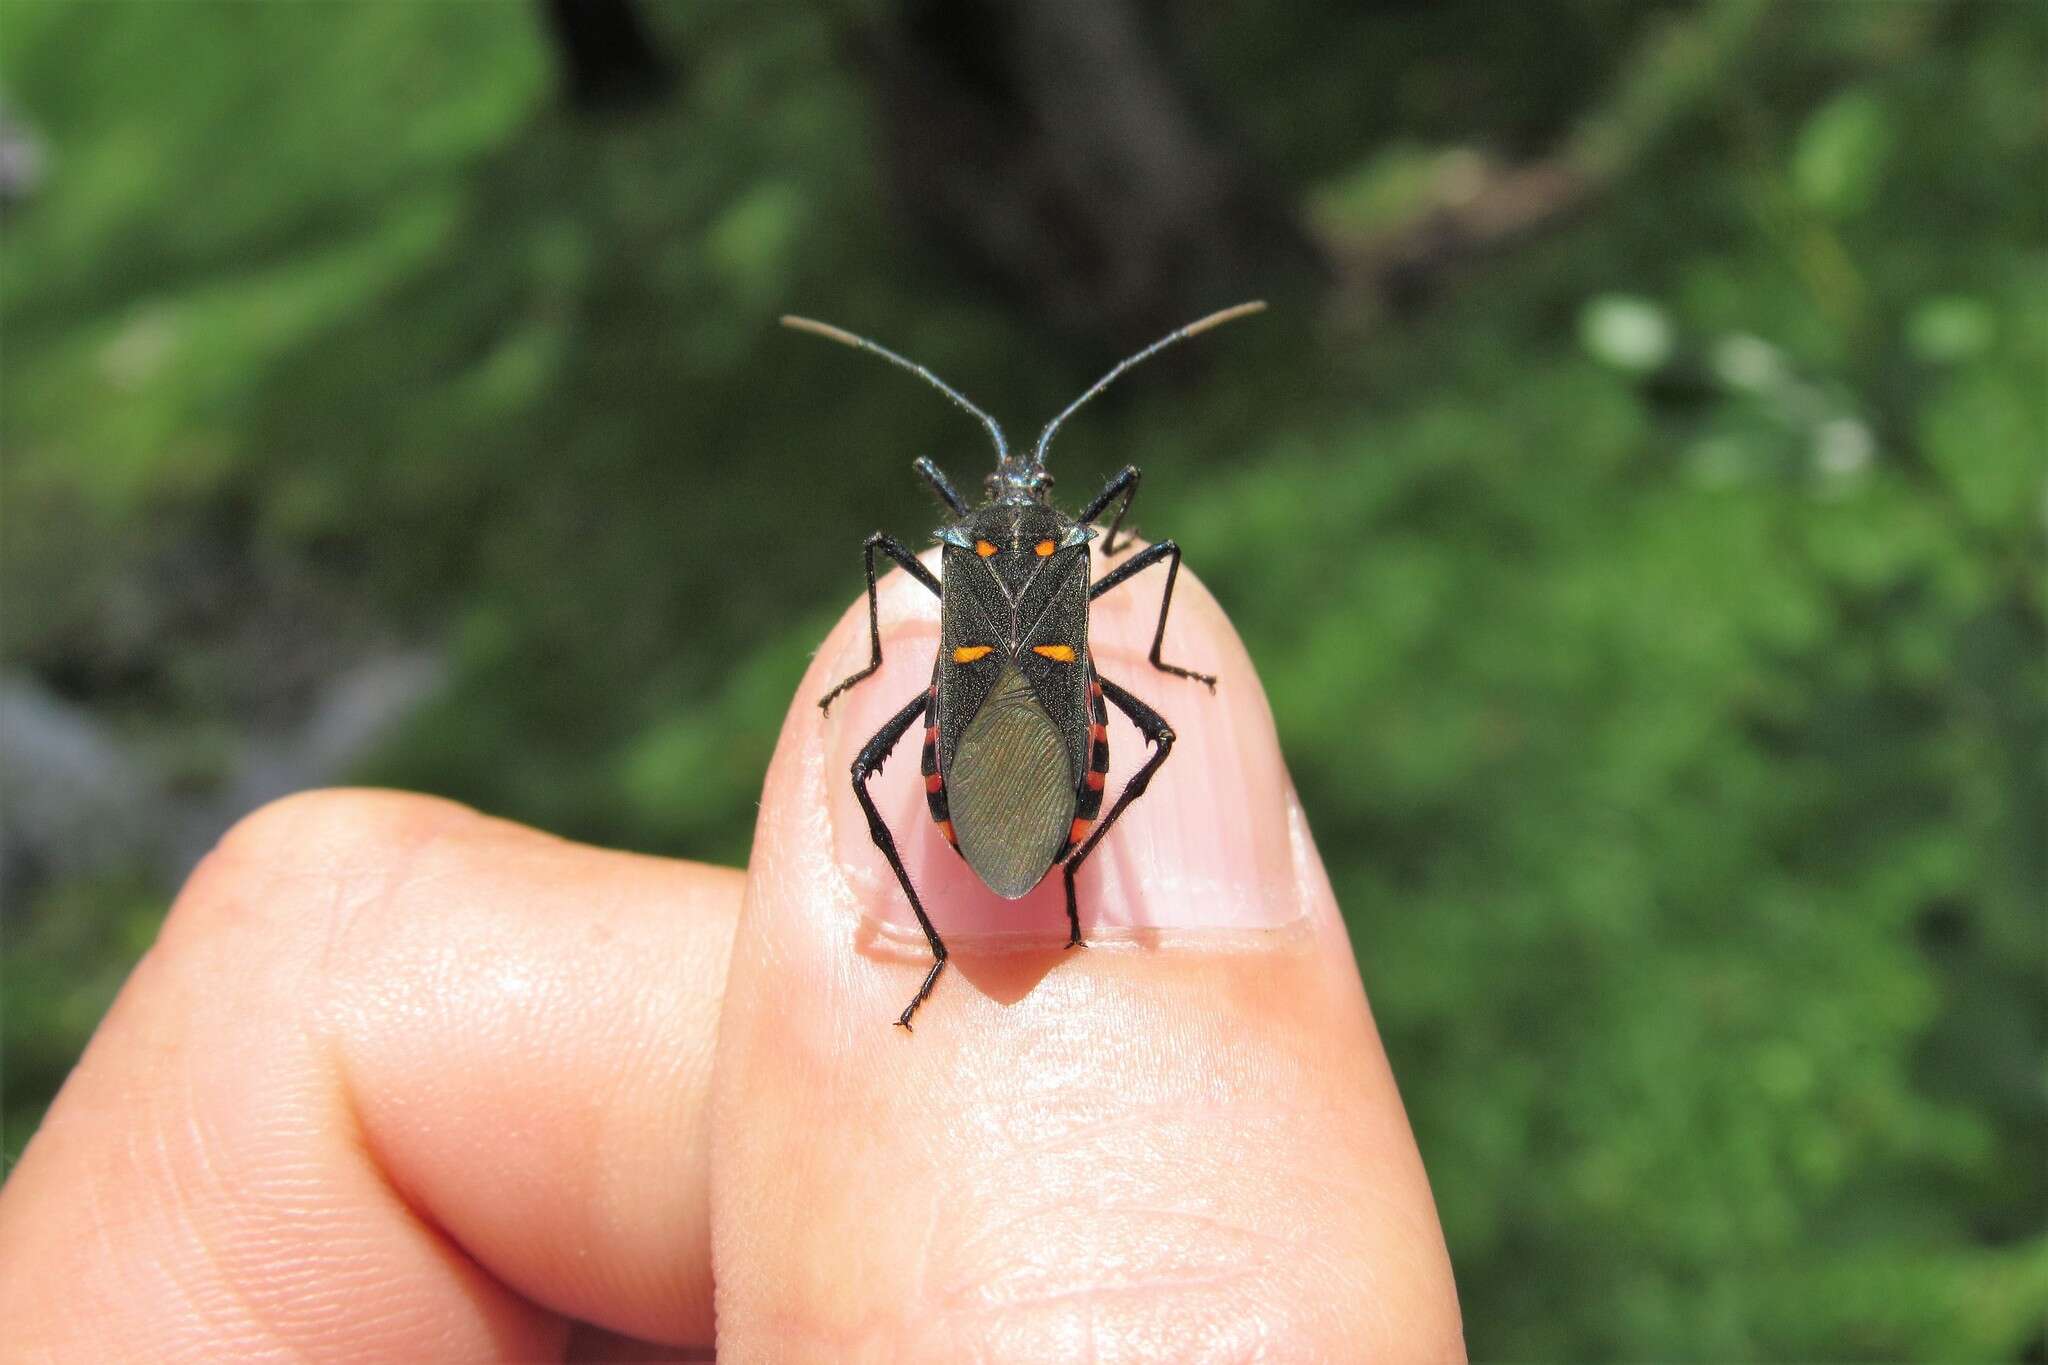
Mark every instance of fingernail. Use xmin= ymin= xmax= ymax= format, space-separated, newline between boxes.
xmin=817 ymin=546 xmax=1303 ymax=941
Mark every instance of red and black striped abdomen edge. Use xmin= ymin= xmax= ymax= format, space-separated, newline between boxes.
xmin=1057 ymin=672 xmax=1110 ymax=861
xmin=920 ymin=683 xmax=959 ymax=849
xmin=924 ymin=676 xmax=1107 ymax=861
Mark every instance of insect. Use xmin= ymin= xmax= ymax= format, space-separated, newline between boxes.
xmin=784 ymin=301 xmax=1265 ymax=1028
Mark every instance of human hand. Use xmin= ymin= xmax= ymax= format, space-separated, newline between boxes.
xmin=0 ymin=552 xmax=1463 ymax=1361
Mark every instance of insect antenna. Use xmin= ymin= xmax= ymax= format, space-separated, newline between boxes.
xmin=1031 ymin=300 xmax=1266 ymax=467
xmin=781 ymin=315 xmax=1009 ymax=462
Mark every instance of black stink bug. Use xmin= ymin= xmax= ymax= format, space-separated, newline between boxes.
xmin=784 ymin=301 xmax=1265 ymax=1028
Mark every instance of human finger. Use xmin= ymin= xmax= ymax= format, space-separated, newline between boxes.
xmin=0 ymin=791 xmax=737 ymax=1359
xmin=711 ymin=545 xmax=1463 ymax=1361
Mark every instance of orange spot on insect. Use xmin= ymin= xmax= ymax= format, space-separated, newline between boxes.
xmin=1069 ymin=818 xmax=1093 ymax=844
xmin=1035 ymin=539 xmax=1056 ymax=557
xmin=1085 ymin=770 xmax=1106 ymax=791
xmin=1032 ymin=644 xmax=1076 ymax=662
xmin=925 ymin=772 xmax=944 ymax=793
xmin=952 ymin=644 xmax=993 ymax=664
xmin=975 ymin=539 xmax=998 ymax=558
xmin=939 ymin=820 xmax=958 ymax=846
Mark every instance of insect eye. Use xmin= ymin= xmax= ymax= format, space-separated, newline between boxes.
xmin=974 ymin=539 xmax=998 ymax=558
xmin=1035 ymin=539 xmax=1056 ymax=557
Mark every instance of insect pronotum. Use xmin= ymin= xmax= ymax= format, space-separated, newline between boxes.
xmin=785 ymin=301 xmax=1266 ymax=1028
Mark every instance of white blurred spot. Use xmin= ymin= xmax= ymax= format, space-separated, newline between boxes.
xmin=1710 ymin=334 xmax=1787 ymax=393
xmin=1812 ymin=417 xmax=1875 ymax=481
xmin=1580 ymin=295 xmax=1672 ymax=373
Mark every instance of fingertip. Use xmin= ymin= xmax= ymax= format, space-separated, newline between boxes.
xmin=717 ymin=550 xmax=1461 ymax=1360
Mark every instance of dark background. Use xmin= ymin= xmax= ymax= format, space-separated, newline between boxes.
xmin=3 ymin=1 xmax=2043 ymax=1358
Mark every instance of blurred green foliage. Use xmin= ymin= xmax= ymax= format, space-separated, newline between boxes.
xmin=3 ymin=2 xmax=2043 ymax=1358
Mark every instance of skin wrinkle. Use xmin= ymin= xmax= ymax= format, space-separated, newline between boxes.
xmin=580 ymin=1003 xmax=688 ymax=1312
xmin=913 ymin=1035 xmax=1343 ymax=1293
xmin=202 ymin=921 xmax=526 ymax=1356
xmin=959 ymin=1264 xmax=1271 ymax=1315
xmin=136 ymin=1065 xmax=278 ymax=1355
xmin=166 ymin=1067 xmax=283 ymax=1348
xmin=326 ymin=1028 xmax=486 ymax=1317
xmin=1023 ymin=1202 xmax=1300 ymax=1253
xmin=342 ymin=1010 xmax=590 ymax=1338
xmin=933 ymin=1273 xmax=1308 ymax=1365
xmin=929 ymin=1001 xmax=1325 ymax=1125
xmin=944 ymin=1204 xmax=1289 ymax=1311
xmin=109 ymin=1117 xmax=266 ymax=1361
xmin=949 ymin=1099 xmax=1347 ymax=1202
xmin=940 ymin=1148 xmax=1298 ymax=1257
xmin=80 ymin=1151 xmax=126 ymax=1332
xmin=887 ymin=1121 xmax=945 ymax=1307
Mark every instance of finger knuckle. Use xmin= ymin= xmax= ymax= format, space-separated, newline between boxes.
xmin=175 ymin=788 xmax=475 ymax=943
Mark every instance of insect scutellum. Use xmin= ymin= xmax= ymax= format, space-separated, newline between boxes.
xmin=782 ymin=300 xmax=1265 ymax=1028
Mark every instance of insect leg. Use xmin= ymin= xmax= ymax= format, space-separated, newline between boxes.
xmin=1087 ymin=539 xmax=1216 ymax=690
xmin=1061 ymin=675 xmax=1174 ymax=948
xmin=1077 ymin=464 xmax=1141 ymax=555
xmin=913 ymin=456 xmax=969 ymax=516
xmin=818 ymin=532 xmax=944 ymax=715
xmin=851 ymin=688 xmax=949 ymax=1028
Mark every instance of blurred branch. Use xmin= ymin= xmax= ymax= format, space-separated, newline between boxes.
xmin=851 ymin=0 xmax=1328 ymax=348
xmin=1327 ymin=0 xmax=1770 ymax=318
xmin=538 ymin=0 xmax=672 ymax=113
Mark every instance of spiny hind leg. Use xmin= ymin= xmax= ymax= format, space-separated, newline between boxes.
xmin=1061 ymin=674 xmax=1174 ymax=948
xmin=851 ymin=688 xmax=949 ymax=1028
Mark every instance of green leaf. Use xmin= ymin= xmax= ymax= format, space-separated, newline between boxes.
xmin=1792 ymin=89 xmax=1893 ymax=218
